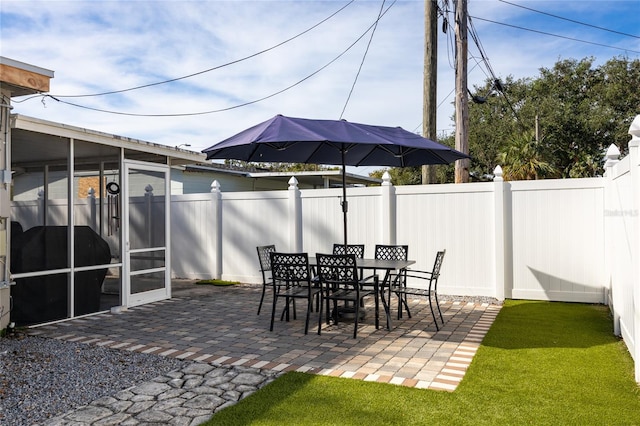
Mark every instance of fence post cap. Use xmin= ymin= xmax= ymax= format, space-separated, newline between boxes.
xmin=629 ymin=114 xmax=640 ymax=138
xmin=493 ymin=165 xmax=503 ymax=182
xmin=381 ymin=171 xmax=392 ymax=186
xmin=288 ymin=176 xmax=299 ymax=189
xmin=605 ymin=144 xmax=620 ymax=160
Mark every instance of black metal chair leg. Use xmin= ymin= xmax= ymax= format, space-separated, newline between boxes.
xmin=317 ymin=290 xmax=324 ymax=335
xmin=428 ymin=294 xmax=439 ymax=331
xmin=435 ymin=293 xmax=444 ymax=325
xmin=353 ymin=300 xmax=360 ymax=338
xmin=257 ymin=284 xmax=266 ymax=315
xmin=270 ymin=292 xmax=277 ymax=331
xmin=304 ymin=300 xmax=312 ymax=334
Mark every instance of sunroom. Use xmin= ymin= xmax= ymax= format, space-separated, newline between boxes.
xmin=7 ymin=113 xmax=205 ymax=326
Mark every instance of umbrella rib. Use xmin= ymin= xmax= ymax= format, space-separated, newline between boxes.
xmin=362 ymin=145 xmax=454 ymax=167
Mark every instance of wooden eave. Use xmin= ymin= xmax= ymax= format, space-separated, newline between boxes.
xmin=0 ymin=57 xmax=54 ymax=97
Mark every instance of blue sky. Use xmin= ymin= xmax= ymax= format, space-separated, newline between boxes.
xmin=1 ymin=0 xmax=639 ymax=174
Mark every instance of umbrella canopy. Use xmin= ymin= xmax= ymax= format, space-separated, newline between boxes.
xmin=203 ymin=114 xmax=469 ymax=244
xmin=203 ymin=114 xmax=468 ymax=167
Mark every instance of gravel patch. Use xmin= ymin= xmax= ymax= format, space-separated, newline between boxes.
xmin=0 ymin=334 xmax=187 ymax=425
xmin=439 ymin=294 xmax=504 ymax=305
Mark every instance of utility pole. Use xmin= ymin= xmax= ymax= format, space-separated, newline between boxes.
xmin=422 ymin=0 xmax=438 ymax=184
xmin=454 ymin=0 xmax=470 ymax=183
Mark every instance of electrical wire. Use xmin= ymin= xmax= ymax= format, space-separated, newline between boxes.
xmin=339 ymin=0 xmax=387 ymax=119
xmin=412 ymin=61 xmax=482 ymax=134
xmin=14 ymin=0 xmax=356 ymax=101
xmin=471 ymin=15 xmax=640 ymax=55
xmin=498 ymin=0 xmax=640 ymax=40
xmin=467 ymin=15 xmax=524 ymax=127
xmin=44 ymin=2 xmax=397 ymax=117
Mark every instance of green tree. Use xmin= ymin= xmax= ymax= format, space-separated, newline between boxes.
xmin=223 ymin=159 xmax=338 ymax=172
xmin=369 ymin=166 xmax=422 ymax=185
xmin=232 ymin=57 xmax=640 ymax=184
xmin=470 ymin=56 xmax=640 ymax=179
xmin=497 ymin=130 xmax=558 ymax=180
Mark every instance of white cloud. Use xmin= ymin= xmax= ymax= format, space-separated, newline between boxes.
xmin=2 ymin=0 xmax=638 ymax=169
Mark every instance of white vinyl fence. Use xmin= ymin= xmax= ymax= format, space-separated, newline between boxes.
xmin=603 ymin=115 xmax=640 ymax=381
xmin=177 ymin=174 xmax=606 ymax=304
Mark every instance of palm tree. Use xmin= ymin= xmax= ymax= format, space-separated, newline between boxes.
xmin=497 ymin=130 xmax=558 ymax=180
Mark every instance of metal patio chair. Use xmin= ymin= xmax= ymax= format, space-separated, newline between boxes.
xmin=390 ymin=250 xmax=446 ymax=330
xmin=332 ymin=243 xmax=365 ymax=258
xmin=256 ymin=245 xmax=276 ymax=315
xmin=361 ymin=244 xmax=409 ymax=312
xmin=269 ymin=252 xmax=320 ymax=335
xmin=316 ymin=253 xmax=375 ymax=339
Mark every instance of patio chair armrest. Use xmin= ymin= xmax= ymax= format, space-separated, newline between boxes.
xmin=405 ymin=269 xmax=435 ymax=278
xmin=358 ymin=274 xmax=378 ymax=289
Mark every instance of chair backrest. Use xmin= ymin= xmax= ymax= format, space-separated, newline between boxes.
xmin=332 ymin=244 xmax=365 ymax=258
xmin=316 ymin=253 xmax=359 ymax=287
xmin=270 ymin=252 xmax=311 ymax=285
xmin=374 ymin=244 xmax=408 ymax=261
xmin=256 ymin=245 xmax=276 ymax=279
xmin=431 ymin=250 xmax=446 ymax=280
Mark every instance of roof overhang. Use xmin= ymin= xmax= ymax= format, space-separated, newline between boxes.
xmin=11 ymin=114 xmax=206 ymax=171
xmin=247 ymin=170 xmax=380 ymax=187
xmin=183 ymin=164 xmax=380 ymax=188
xmin=0 ymin=57 xmax=54 ymax=97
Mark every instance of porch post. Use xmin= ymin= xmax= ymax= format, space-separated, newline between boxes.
xmin=288 ymin=177 xmax=302 ymax=252
xmin=210 ymin=180 xmax=222 ymax=279
xmin=380 ymin=172 xmax=396 ymax=245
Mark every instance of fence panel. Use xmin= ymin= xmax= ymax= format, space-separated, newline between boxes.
xmin=606 ymin=153 xmax=636 ymax=362
xmin=396 ymin=183 xmax=497 ymax=297
xmin=300 ymin=186 xmax=382 ymax=258
xmin=219 ymin=191 xmax=290 ymax=283
xmin=509 ymin=179 xmax=605 ymax=303
xmin=171 ymin=193 xmax=217 ymax=279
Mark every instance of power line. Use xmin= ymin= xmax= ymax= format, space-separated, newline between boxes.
xmin=43 ymin=2 xmax=397 ymax=117
xmin=467 ymin=15 xmax=525 ymax=128
xmin=48 ymin=0 xmax=356 ymax=99
xmin=498 ymin=0 xmax=640 ymax=40
xmin=471 ymin=15 xmax=640 ymax=55
xmin=339 ymin=0 xmax=387 ymax=120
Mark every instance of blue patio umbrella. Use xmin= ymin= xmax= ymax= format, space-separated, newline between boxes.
xmin=202 ymin=114 xmax=469 ymax=245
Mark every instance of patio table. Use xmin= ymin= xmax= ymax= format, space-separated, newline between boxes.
xmin=309 ymin=257 xmax=415 ymax=330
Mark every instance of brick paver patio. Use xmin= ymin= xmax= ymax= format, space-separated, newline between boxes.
xmin=28 ymin=282 xmax=501 ymax=391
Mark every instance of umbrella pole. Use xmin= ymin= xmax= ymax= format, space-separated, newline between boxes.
xmin=341 ymin=149 xmax=348 ymax=248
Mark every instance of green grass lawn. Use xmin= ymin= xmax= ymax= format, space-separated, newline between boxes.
xmin=204 ymin=300 xmax=640 ymax=425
